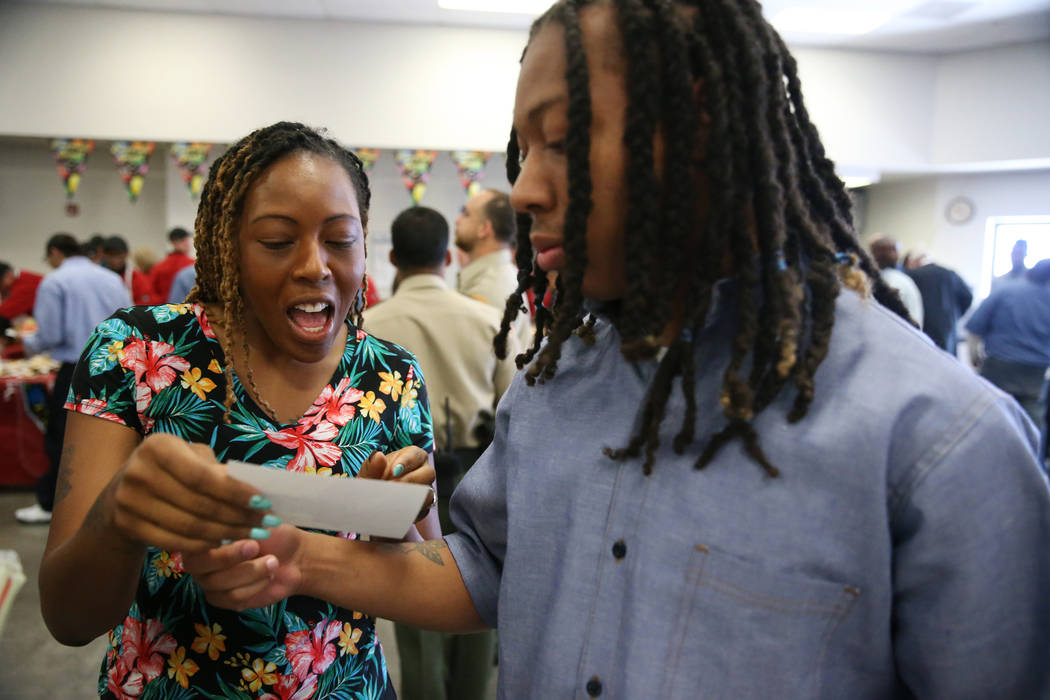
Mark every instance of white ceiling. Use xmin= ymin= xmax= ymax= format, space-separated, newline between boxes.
xmin=16 ymin=0 xmax=1050 ymax=52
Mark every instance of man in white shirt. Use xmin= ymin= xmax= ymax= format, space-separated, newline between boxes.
xmin=455 ymin=189 xmax=534 ymax=352
xmin=870 ymin=235 xmax=924 ymax=327
xmin=364 ymin=206 xmax=518 ymax=700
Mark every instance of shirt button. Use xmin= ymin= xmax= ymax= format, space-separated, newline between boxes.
xmin=586 ymin=676 xmax=603 ymax=697
xmin=612 ymin=539 xmax=626 ymax=560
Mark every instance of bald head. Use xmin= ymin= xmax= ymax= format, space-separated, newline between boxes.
xmin=869 ymin=237 xmax=899 ymax=270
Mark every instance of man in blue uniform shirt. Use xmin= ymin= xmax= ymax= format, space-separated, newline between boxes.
xmin=15 ymin=233 xmax=131 ymax=524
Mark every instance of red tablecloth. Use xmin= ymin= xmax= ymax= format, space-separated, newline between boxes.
xmin=0 ymin=374 xmax=52 ymax=486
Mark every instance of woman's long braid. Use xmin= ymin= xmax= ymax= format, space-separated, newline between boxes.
xmin=508 ymin=1 xmax=904 ymax=476
xmin=522 ymin=0 xmax=594 ymax=387
xmin=187 ymin=122 xmax=371 ymax=424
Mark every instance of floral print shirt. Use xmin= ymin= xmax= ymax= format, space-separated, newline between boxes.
xmin=66 ymin=303 xmax=433 ymax=700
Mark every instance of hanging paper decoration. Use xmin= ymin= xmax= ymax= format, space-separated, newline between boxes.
xmin=355 ymin=148 xmax=381 ymax=173
xmin=51 ymin=139 xmax=95 ymax=199
xmin=450 ymin=151 xmax=491 ymax=198
xmin=110 ymin=141 xmax=155 ymax=202
xmin=394 ymin=150 xmax=438 ymax=205
xmin=170 ymin=142 xmax=213 ymax=198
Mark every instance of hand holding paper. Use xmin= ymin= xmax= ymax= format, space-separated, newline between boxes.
xmin=226 ymin=455 xmax=432 ymax=539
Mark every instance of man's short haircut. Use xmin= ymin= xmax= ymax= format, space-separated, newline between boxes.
xmin=0 ymin=262 xmax=11 ymax=279
xmin=391 ymin=207 xmax=449 ymax=269
xmin=481 ymin=189 xmax=516 ymax=244
xmin=103 ymin=235 xmax=129 ymax=253
xmin=47 ymin=233 xmax=81 ymax=258
xmin=82 ymin=234 xmax=105 ymax=257
xmin=168 ymin=227 xmax=191 ymax=243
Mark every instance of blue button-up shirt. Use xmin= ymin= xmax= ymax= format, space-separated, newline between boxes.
xmin=23 ymin=256 xmax=131 ymax=363
xmin=966 ymin=278 xmax=1050 ymax=367
xmin=168 ymin=264 xmax=196 ymax=304
xmin=446 ymin=285 xmax=1050 ymax=699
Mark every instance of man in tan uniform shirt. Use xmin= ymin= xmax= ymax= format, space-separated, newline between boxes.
xmin=363 ymin=206 xmax=517 ymax=700
xmin=455 ymin=188 xmax=534 ymax=353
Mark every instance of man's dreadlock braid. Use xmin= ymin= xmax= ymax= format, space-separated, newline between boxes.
xmin=668 ymin=8 xmax=736 ymax=454
xmin=497 ymin=134 xmax=553 ymax=368
xmin=523 ymin=0 xmax=594 ymax=387
xmin=646 ymin=0 xmax=705 ymax=456
xmin=603 ymin=0 xmax=702 ymax=472
xmin=515 ymin=1 xmax=898 ymax=477
xmin=768 ymin=30 xmax=914 ymax=326
xmin=718 ymin=0 xmax=842 ymax=428
xmin=674 ymin=0 xmax=780 ymax=476
xmin=706 ymin=10 xmax=762 ymax=432
xmin=731 ymin=2 xmax=819 ymax=414
xmin=187 ymin=121 xmax=373 ymax=424
xmin=611 ymin=0 xmax=666 ymax=362
xmin=715 ymin=0 xmax=793 ymax=403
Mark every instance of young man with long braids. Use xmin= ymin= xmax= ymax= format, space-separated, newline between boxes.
xmin=39 ymin=122 xmax=438 ymax=698
xmin=188 ymin=2 xmax=1050 ymax=697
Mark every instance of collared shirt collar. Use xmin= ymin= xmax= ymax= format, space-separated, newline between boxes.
xmin=394 ymin=273 xmax=449 ymax=295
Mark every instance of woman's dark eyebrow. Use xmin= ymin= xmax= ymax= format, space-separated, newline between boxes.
xmin=249 ymin=213 xmax=356 ymax=225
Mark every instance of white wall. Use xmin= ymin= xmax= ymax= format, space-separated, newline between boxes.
xmin=2 ymin=2 xmax=1048 ymax=174
xmin=0 ymin=137 xmax=510 ymax=299
xmin=0 ymin=2 xmax=525 ymax=151
xmin=0 ymin=138 xmax=168 ymax=270
xmin=861 ymin=169 xmax=1050 ymax=288
xmin=933 ymin=41 xmax=1050 ymax=166
xmin=793 ymin=47 xmax=937 ymax=172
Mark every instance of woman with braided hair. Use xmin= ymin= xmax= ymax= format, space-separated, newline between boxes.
xmin=38 ymin=121 xmax=439 ymax=698
xmin=188 ymin=3 xmax=1049 ymax=697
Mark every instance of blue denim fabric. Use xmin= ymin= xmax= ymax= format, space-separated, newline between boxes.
xmin=23 ymin=257 xmax=131 ymax=363
xmin=446 ymin=286 xmax=1050 ymax=699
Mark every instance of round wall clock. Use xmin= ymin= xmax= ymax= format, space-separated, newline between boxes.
xmin=945 ymin=196 xmax=974 ymax=225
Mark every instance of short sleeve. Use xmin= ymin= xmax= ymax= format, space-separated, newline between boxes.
xmin=890 ymin=391 xmax=1050 ymax=697
xmin=964 ymin=291 xmax=998 ymax=336
xmin=64 ymin=311 xmax=146 ymax=433
xmin=391 ymin=353 xmax=434 ymax=453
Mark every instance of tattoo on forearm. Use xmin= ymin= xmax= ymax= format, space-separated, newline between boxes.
xmin=53 ymin=442 xmax=76 ymax=507
xmin=377 ymin=540 xmax=446 ymax=566
xmin=411 ymin=541 xmax=446 ymax=566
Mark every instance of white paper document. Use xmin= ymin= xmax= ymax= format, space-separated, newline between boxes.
xmin=227 ymin=461 xmax=430 ymax=539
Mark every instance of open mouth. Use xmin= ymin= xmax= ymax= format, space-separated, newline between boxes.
xmin=287 ymin=301 xmax=334 ymax=336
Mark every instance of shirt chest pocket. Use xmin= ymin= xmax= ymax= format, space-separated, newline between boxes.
xmin=661 ymin=543 xmax=860 ymax=699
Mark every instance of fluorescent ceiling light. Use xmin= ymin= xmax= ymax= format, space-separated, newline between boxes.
xmin=438 ymin=0 xmax=553 ymax=14
xmin=771 ymin=7 xmax=894 ymax=35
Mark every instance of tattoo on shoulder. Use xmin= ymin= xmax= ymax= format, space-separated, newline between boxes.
xmin=53 ymin=442 xmax=77 ymax=507
xmin=377 ymin=540 xmax=446 ymax=566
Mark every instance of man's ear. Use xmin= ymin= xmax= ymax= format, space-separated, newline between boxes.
xmin=444 ymin=249 xmax=453 ymax=267
xmin=388 ymin=249 xmax=397 ymax=267
xmin=479 ymin=219 xmax=494 ymax=241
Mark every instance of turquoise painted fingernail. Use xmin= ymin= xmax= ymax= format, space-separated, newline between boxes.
xmin=250 ymin=528 xmax=271 ymax=540
xmin=249 ymin=495 xmax=272 ymax=510
xmin=261 ymin=515 xmax=282 ymax=528
xmin=392 ymin=464 xmax=405 ymax=477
